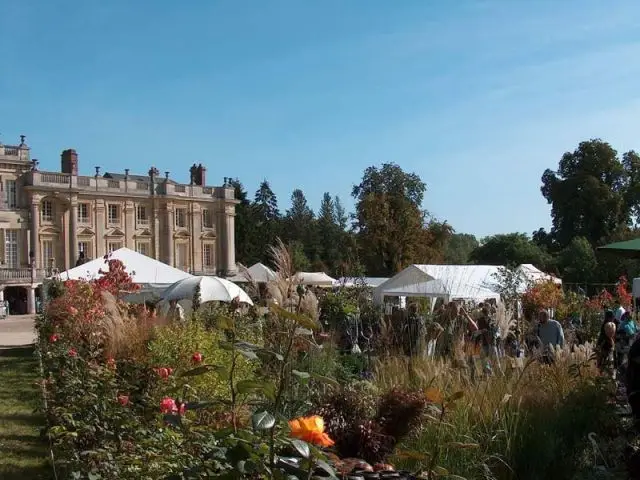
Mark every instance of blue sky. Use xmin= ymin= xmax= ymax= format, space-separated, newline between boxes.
xmin=2 ymin=0 xmax=640 ymax=238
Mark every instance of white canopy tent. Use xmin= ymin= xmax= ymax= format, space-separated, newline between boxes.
xmin=517 ymin=263 xmax=562 ymax=286
xmin=374 ymin=263 xmax=563 ymax=306
xmin=334 ymin=277 xmax=390 ymax=288
xmin=228 ymin=262 xmax=277 ymax=284
xmin=373 ymin=264 xmax=503 ymax=305
xmin=293 ymin=272 xmax=336 ymax=287
xmin=54 ymin=248 xmax=193 ymax=303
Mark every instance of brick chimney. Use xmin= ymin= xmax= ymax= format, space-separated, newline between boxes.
xmin=61 ymin=149 xmax=78 ymax=175
xmin=195 ymin=163 xmax=206 ymax=186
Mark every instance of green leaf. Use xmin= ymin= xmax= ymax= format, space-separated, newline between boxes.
xmin=216 ymin=316 xmax=235 ymax=330
xmin=236 ymin=380 xmax=275 ymax=399
xmin=252 ymin=411 xmax=276 ymax=430
xmin=271 ymin=304 xmax=319 ymax=330
xmin=292 ymin=370 xmax=310 ymax=379
xmin=310 ymin=372 xmax=339 ymax=387
xmin=179 ymin=365 xmax=224 ymax=377
xmin=184 ymin=401 xmax=216 ymax=410
xmin=237 ymin=348 xmax=259 ymax=361
xmin=314 ymin=459 xmax=337 ymax=478
xmin=291 ymin=439 xmax=310 ymax=458
xmin=163 ymin=414 xmax=182 ymax=427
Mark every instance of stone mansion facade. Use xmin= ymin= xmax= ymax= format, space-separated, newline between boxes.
xmin=0 ymin=136 xmax=237 ymax=314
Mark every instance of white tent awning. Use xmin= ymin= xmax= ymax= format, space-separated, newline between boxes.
xmin=56 ymin=248 xmax=193 ymax=298
xmin=293 ymin=272 xmax=336 ymax=286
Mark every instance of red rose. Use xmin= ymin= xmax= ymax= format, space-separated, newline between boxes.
xmin=155 ymin=367 xmax=170 ymax=379
xmin=68 ymin=348 xmax=78 ymax=357
xmin=178 ymin=402 xmax=186 ymax=415
xmin=160 ymin=397 xmax=177 ymax=414
xmin=191 ymin=352 xmax=203 ymax=364
xmin=106 ymin=357 xmax=116 ymax=370
xmin=49 ymin=334 xmax=59 ymax=343
xmin=118 ymin=395 xmax=129 ymax=406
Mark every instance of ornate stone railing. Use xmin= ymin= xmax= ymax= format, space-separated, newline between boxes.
xmin=0 ymin=268 xmax=46 ymax=283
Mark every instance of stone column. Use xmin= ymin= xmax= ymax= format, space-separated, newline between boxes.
xmin=70 ymin=196 xmax=78 ymax=266
xmin=124 ymin=200 xmax=134 ymax=249
xmin=152 ymin=205 xmax=161 ymax=259
xmin=95 ymin=199 xmax=106 ymax=258
xmin=222 ymin=203 xmax=236 ymax=276
xmin=30 ymin=195 xmax=40 ymax=269
xmin=27 ymin=287 xmax=36 ymax=315
xmin=165 ymin=203 xmax=174 ymax=266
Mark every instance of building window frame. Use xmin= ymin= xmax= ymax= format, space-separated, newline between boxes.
xmin=136 ymin=240 xmax=151 ymax=257
xmin=42 ymin=239 xmax=54 ymax=269
xmin=202 ymin=208 xmax=213 ymax=228
xmin=5 ymin=180 xmax=17 ymax=209
xmin=175 ymin=241 xmax=189 ymax=270
xmin=107 ymin=204 xmax=120 ymax=225
xmin=136 ymin=205 xmax=149 ymax=226
xmin=78 ymin=240 xmax=91 ymax=258
xmin=107 ymin=240 xmax=123 ymax=253
xmin=78 ymin=203 xmax=90 ymax=224
xmin=175 ymin=208 xmax=186 ymax=228
xmin=202 ymin=242 xmax=214 ymax=269
xmin=41 ymin=200 xmax=54 ymax=223
xmin=4 ymin=229 xmax=18 ymax=268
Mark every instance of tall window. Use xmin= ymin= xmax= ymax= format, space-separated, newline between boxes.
xmin=107 ymin=204 xmax=120 ymax=225
xmin=5 ymin=180 xmax=17 ymax=208
xmin=41 ymin=200 xmax=54 ymax=222
xmin=203 ymin=243 xmax=214 ymax=268
xmin=202 ymin=209 xmax=213 ymax=228
xmin=78 ymin=203 xmax=90 ymax=224
xmin=42 ymin=239 xmax=54 ymax=269
xmin=136 ymin=205 xmax=149 ymax=225
xmin=78 ymin=241 xmax=91 ymax=257
xmin=136 ymin=241 xmax=150 ymax=257
xmin=4 ymin=230 xmax=18 ymax=268
xmin=107 ymin=241 xmax=122 ymax=253
xmin=175 ymin=208 xmax=186 ymax=228
xmin=176 ymin=243 xmax=188 ymax=269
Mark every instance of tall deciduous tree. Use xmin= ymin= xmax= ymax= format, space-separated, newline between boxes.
xmin=541 ymin=139 xmax=631 ymax=249
xmin=557 ymin=236 xmax=597 ymax=284
xmin=352 ymin=163 xmax=432 ymax=276
xmin=444 ymin=233 xmax=479 ymax=264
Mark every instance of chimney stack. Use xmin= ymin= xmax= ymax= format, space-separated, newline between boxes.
xmin=61 ymin=149 xmax=78 ymax=175
xmin=195 ymin=163 xmax=206 ymax=186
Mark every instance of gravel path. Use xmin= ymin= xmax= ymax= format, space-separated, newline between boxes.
xmin=0 ymin=316 xmax=37 ymax=348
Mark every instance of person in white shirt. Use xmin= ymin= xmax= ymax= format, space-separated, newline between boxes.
xmin=614 ymin=301 xmax=626 ymax=323
xmin=167 ymin=299 xmax=185 ymax=323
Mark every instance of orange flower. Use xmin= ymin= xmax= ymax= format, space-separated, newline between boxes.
xmin=288 ymin=415 xmax=335 ymax=448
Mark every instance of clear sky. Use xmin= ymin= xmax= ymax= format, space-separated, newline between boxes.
xmin=2 ymin=0 xmax=640 ymax=238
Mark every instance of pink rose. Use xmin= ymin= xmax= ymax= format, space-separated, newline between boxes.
xmin=160 ymin=397 xmax=177 ymax=414
xmin=118 ymin=395 xmax=129 ymax=406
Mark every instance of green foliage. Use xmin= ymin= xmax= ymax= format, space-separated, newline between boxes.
xmin=147 ymin=320 xmax=257 ymax=402
xmin=558 ymin=236 xmax=598 ymax=284
xmin=444 ymin=232 xmax=479 ymax=264
xmin=471 ymin=232 xmax=552 ymax=268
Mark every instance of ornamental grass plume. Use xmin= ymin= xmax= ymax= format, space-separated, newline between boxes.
xmin=288 ymin=415 xmax=335 ymax=447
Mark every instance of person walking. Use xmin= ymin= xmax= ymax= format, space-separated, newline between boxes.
xmin=167 ymin=299 xmax=185 ymax=323
xmin=535 ymin=309 xmax=565 ymax=364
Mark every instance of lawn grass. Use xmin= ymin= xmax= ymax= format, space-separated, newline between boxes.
xmin=0 ymin=346 xmax=52 ymax=479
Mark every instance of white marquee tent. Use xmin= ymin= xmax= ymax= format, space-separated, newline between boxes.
xmin=373 ymin=265 xmax=502 ymax=304
xmin=54 ymin=248 xmax=193 ymax=302
xmin=373 ymin=264 xmax=562 ymax=305
xmin=293 ymin=272 xmax=336 ymax=287
xmin=334 ymin=277 xmax=390 ymax=288
xmin=228 ymin=262 xmax=277 ymax=284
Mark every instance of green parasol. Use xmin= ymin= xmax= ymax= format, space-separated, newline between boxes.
xmin=597 ymin=238 xmax=640 ymax=258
